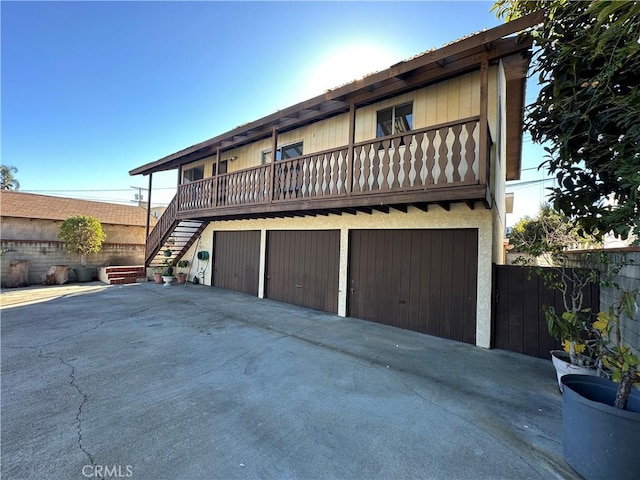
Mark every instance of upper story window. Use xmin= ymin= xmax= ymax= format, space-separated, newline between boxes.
xmin=376 ymin=102 xmax=413 ymax=138
xmin=262 ymin=141 xmax=304 ymax=163
xmin=183 ymin=165 xmax=204 ymax=183
xmin=212 ymin=159 xmax=228 ymax=176
xmin=280 ymin=141 xmax=303 ymax=160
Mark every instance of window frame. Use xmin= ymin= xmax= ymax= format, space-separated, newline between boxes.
xmin=212 ymin=159 xmax=228 ymax=176
xmin=182 ymin=165 xmax=205 ymax=184
xmin=262 ymin=140 xmax=304 ymax=163
xmin=376 ymin=101 xmax=413 ymax=138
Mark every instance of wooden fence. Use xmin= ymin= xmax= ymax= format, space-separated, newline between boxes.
xmin=492 ymin=265 xmax=600 ymax=359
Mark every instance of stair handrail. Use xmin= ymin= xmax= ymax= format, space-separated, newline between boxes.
xmin=145 ymin=195 xmax=179 ymax=264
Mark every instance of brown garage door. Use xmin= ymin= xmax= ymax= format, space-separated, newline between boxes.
xmin=266 ymin=230 xmax=339 ymax=313
xmin=213 ymin=230 xmax=260 ymax=296
xmin=349 ymin=229 xmax=477 ymax=344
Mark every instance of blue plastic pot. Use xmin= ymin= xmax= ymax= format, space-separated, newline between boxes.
xmin=561 ymin=374 xmax=640 ymax=480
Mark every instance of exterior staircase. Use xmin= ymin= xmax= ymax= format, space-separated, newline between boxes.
xmin=148 ymin=220 xmax=206 ymax=270
xmin=145 ymin=196 xmax=206 ymax=269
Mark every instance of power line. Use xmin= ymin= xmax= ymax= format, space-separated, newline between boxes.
xmin=23 ymin=187 xmax=176 ymax=193
xmin=506 ymin=177 xmax=554 ymax=188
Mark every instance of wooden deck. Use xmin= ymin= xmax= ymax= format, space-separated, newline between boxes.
xmin=177 ymin=117 xmax=490 ymax=218
xmin=145 ymin=118 xmax=491 ymax=264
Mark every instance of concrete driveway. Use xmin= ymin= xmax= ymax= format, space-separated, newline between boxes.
xmin=1 ymin=282 xmax=579 ymax=480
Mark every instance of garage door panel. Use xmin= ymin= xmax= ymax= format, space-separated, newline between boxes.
xmin=428 ymin=232 xmax=443 ymax=338
xmin=408 ymin=231 xmax=423 ymax=332
xmin=416 ymin=232 xmax=431 ymax=335
xmin=213 ymin=231 xmax=260 ymax=296
xmin=349 ymin=229 xmax=477 ymax=344
xmin=266 ymin=230 xmax=339 ymax=314
xmin=440 ymin=230 xmax=455 ymax=339
xmin=463 ymin=232 xmax=479 ymax=344
xmin=450 ymin=230 xmax=469 ymax=341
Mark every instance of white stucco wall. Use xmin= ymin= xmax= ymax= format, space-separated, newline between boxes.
xmin=179 ymin=204 xmax=495 ymax=348
xmin=491 ymin=60 xmax=508 ymax=265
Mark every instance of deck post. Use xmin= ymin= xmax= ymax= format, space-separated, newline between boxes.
xmin=479 ymin=56 xmax=489 ymax=186
xmin=214 ymin=147 xmax=221 ymax=207
xmin=269 ymin=126 xmax=278 ymax=203
xmin=346 ymin=103 xmax=355 ymax=196
xmin=145 ymin=173 xmax=152 ymax=240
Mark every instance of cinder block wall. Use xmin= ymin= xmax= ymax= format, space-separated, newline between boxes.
xmin=600 ymin=251 xmax=640 ymax=354
xmin=548 ymin=249 xmax=639 ymax=354
xmin=1 ymin=240 xmax=145 ymax=286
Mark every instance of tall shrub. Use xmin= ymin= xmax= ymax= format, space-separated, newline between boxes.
xmin=58 ymin=215 xmax=106 ymax=267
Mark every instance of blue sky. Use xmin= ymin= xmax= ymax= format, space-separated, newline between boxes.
xmin=2 ymin=1 xmax=550 ymax=224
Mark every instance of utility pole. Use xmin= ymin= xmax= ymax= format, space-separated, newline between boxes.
xmin=131 ymin=186 xmax=148 ymax=207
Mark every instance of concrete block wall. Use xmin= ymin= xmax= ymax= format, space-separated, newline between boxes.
xmin=600 ymin=251 xmax=640 ymax=355
xmin=1 ymin=240 xmax=145 ymax=287
xmin=544 ymin=249 xmax=639 ymax=354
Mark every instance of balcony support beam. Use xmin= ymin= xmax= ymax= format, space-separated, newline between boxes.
xmin=346 ymin=103 xmax=356 ymax=196
xmin=413 ymin=203 xmax=429 ymax=213
xmin=479 ymin=56 xmax=489 ymax=186
xmin=145 ymin=173 xmax=153 ymax=242
xmin=269 ymin=127 xmax=278 ymax=204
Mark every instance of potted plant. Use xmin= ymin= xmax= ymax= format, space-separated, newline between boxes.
xmin=545 ymin=305 xmax=599 ymax=390
xmin=58 ymin=215 xmax=106 ymax=282
xmin=161 ymin=259 xmax=175 ymax=286
xmin=561 ymin=289 xmax=640 ymax=480
xmin=176 ymin=259 xmax=189 ymax=284
xmin=152 ymin=266 xmax=163 ymax=284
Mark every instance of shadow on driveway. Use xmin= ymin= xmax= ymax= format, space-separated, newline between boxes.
xmin=1 ymin=282 xmax=579 ymax=480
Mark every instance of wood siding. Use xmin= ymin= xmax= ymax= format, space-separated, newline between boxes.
xmin=349 ymin=229 xmax=478 ymax=344
xmin=176 ymin=117 xmax=488 ymax=211
xmin=492 ymin=265 xmax=600 ymax=359
xmin=266 ymin=230 xmax=340 ymax=313
xmin=180 ymin=71 xmax=494 ymax=178
xmin=213 ymin=230 xmax=260 ymax=296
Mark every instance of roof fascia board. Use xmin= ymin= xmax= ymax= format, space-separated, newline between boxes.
xmin=324 ymin=10 xmax=542 ymax=102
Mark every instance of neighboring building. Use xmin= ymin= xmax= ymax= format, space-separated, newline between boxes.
xmin=0 ymin=191 xmax=156 ymax=285
xmin=130 ymin=14 xmax=540 ymax=348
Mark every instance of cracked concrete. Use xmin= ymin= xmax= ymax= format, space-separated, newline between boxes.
xmin=58 ymin=355 xmax=94 ymax=467
xmin=1 ymin=281 xmax=581 ymax=480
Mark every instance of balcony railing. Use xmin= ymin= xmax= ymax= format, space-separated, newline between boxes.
xmin=146 ymin=193 xmax=178 ymax=261
xmin=176 ymin=116 xmax=487 ymax=215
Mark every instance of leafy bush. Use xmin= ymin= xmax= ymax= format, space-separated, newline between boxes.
xmin=58 ymin=215 xmax=106 ymax=267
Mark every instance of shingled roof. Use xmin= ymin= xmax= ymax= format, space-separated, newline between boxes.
xmin=0 ymin=191 xmax=155 ymax=227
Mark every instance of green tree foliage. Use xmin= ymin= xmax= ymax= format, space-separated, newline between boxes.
xmin=0 ymin=165 xmax=20 ymax=190
xmin=493 ymin=0 xmax=640 ymax=240
xmin=510 ymin=204 xmax=599 ymax=257
xmin=58 ymin=215 xmax=106 ymax=267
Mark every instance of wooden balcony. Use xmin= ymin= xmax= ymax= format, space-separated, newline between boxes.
xmin=175 ymin=116 xmax=491 ymax=222
xmin=144 ymin=117 xmax=492 ymax=265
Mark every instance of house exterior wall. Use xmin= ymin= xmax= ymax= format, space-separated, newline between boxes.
xmin=180 ymin=68 xmax=499 ymax=182
xmin=181 ymin=155 xmax=216 ymax=182
xmin=355 ymin=69 xmax=497 ymax=142
xmin=491 ymin=60 xmax=508 ymax=265
xmin=163 ymin=66 xmax=510 ymax=350
xmin=179 ymin=204 xmax=495 ymax=348
xmin=0 ymin=217 xmax=147 ymax=286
